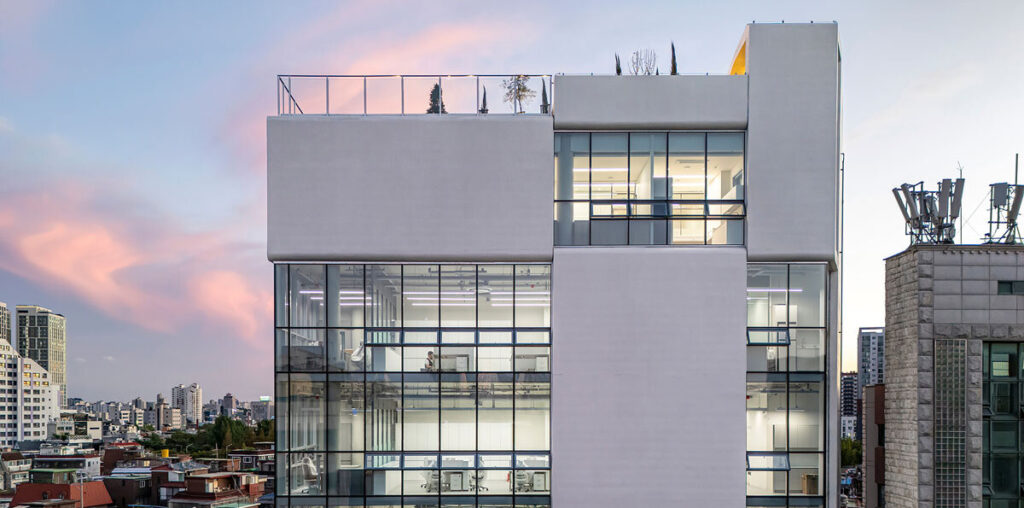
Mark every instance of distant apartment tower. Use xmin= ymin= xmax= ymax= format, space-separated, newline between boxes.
xmin=15 ymin=305 xmax=66 ymax=407
xmin=0 ymin=337 xmax=60 ymax=444
xmin=858 ymin=327 xmax=885 ymax=392
xmin=0 ymin=303 xmax=10 ymax=344
xmin=221 ymin=393 xmax=236 ymax=416
xmin=171 ymin=383 xmax=203 ymax=424
xmin=269 ymin=23 xmax=842 ymax=508
xmin=884 ymin=244 xmax=1024 ymax=508
xmin=840 ymin=372 xmax=858 ymax=439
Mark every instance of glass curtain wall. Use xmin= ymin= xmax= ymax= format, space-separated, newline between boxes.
xmin=746 ymin=263 xmax=828 ymax=508
xmin=276 ymin=263 xmax=552 ymax=508
xmin=554 ymin=131 xmax=745 ymax=246
xmin=982 ymin=342 xmax=1024 ymax=507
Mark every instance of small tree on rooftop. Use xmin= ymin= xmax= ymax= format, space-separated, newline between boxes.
xmin=670 ymin=42 xmax=678 ymax=75
xmin=426 ymin=83 xmax=447 ymax=114
xmin=478 ymin=86 xmax=488 ymax=114
xmin=502 ymin=75 xmax=536 ymax=113
xmin=540 ymin=80 xmax=549 ymax=113
xmin=629 ymin=49 xmax=657 ymax=75
xmin=614 ymin=54 xmax=622 ymax=75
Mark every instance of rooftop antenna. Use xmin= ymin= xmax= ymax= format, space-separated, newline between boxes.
xmin=892 ymin=178 xmax=963 ymax=245
xmin=985 ymin=154 xmax=1024 ymax=244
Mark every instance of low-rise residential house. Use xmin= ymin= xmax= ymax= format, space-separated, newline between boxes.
xmin=226 ymin=451 xmax=273 ymax=473
xmin=11 ymin=480 xmax=113 ymax=508
xmin=195 ymin=459 xmax=239 ymax=474
xmin=151 ymin=461 xmax=208 ymax=504
xmin=167 ymin=472 xmax=264 ymax=508
xmin=31 ymin=455 xmax=100 ymax=480
xmin=100 ymin=475 xmax=152 ymax=508
xmin=0 ymin=453 xmax=31 ymax=491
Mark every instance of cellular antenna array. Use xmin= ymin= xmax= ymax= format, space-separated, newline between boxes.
xmin=892 ymin=178 xmax=965 ymax=245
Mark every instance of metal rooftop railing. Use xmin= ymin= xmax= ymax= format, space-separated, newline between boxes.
xmin=277 ymin=74 xmax=553 ymax=116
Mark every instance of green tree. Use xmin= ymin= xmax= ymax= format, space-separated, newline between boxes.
xmin=540 ymin=81 xmax=549 ymax=114
xmin=670 ymin=42 xmax=678 ymax=75
xmin=426 ymin=84 xmax=446 ymax=114
xmin=614 ymin=54 xmax=622 ymax=75
xmin=840 ymin=437 xmax=862 ymax=467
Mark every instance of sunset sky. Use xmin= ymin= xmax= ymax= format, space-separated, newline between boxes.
xmin=0 ymin=0 xmax=1022 ymax=401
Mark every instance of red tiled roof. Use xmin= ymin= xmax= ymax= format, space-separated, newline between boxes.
xmin=105 ymin=442 xmax=140 ymax=448
xmin=12 ymin=482 xmax=113 ymax=508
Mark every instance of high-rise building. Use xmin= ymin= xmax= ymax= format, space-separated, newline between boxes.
xmin=884 ymin=244 xmax=1024 ymax=507
xmin=0 ymin=337 xmax=60 ymax=445
xmin=171 ymin=383 xmax=203 ymax=425
xmin=0 ymin=302 xmax=10 ymax=344
xmin=858 ymin=327 xmax=885 ymax=393
xmin=840 ymin=372 xmax=858 ymax=439
xmin=269 ymin=23 xmax=841 ymax=507
xmin=15 ymin=305 xmax=66 ymax=407
xmin=221 ymin=393 xmax=236 ymax=416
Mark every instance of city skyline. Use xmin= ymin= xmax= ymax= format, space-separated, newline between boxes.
xmin=1 ymin=0 xmax=1023 ymax=401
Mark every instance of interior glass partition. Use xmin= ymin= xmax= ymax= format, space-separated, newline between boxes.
xmin=746 ymin=263 xmax=828 ymax=507
xmin=276 ymin=263 xmax=552 ymax=508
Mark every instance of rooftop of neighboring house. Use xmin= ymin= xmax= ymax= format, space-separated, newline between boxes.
xmin=12 ymin=481 xmax=113 ymax=508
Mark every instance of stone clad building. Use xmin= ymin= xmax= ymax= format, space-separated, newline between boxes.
xmin=885 ymin=244 xmax=1024 ymax=508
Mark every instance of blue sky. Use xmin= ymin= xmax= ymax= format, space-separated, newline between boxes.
xmin=0 ymin=0 xmax=1021 ymax=401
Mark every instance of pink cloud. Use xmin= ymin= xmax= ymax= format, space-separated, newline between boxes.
xmin=189 ymin=270 xmax=272 ymax=346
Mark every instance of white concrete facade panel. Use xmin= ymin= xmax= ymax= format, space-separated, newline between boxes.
xmin=552 ymin=74 xmax=748 ymax=130
xmin=267 ymin=115 xmax=554 ymax=262
xmin=745 ymin=23 xmax=841 ymax=264
xmin=551 ymin=247 xmax=746 ymax=507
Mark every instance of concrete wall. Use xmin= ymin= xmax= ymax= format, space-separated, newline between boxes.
xmin=551 ymin=247 xmax=746 ymax=507
xmin=267 ymin=115 xmax=554 ymax=262
xmin=552 ymin=75 xmax=747 ymax=130
xmin=745 ymin=23 xmax=841 ymax=264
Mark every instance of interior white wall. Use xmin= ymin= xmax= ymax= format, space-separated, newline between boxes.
xmin=551 ymin=247 xmax=747 ymax=507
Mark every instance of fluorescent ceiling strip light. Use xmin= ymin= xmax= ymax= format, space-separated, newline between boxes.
xmin=309 ymin=296 xmax=324 ymax=301
xmin=298 ymin=290 xmax=324 ymax=294
xmin=490 ymin=291 xmax=550 ymax=296
xmin=403 ymin=291 xmax=475 ymax=295
xmin=746 ymin=288 xmax=803 ymax=293
xmin=492 ymin=303 xmax=549 ymax=307
xmin=338 ymin=290 xmax=364 ymax=294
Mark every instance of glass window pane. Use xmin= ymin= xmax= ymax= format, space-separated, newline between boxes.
xmin=670 ymin=219 xmax=703 ymax=245
xmin=365 ymin=470 xmax=401 ymax=496
xmin=404 ymin=265 xmax=439 ymax=327
xmin=514 ymin=373 xmax=550 ymax=450
xmin=479 ymin=347 xmax=513 ymax=372
xmin=366 ymin=265 xmax=401 ymax=327
xmin=327 ymin=453 xmax=365 ymax=496
xmin=479 ymin=373 xmax=514 ymax=450
xmin=746 ymin=375 xmax=787 ymax=451
xmin=707 ymin=132 xmax=744 ymax=200
xmin=329 ymin=265 xmax=365 ymax=327
xmin=367 ymin=346 xmax=402 ymax=372
xmin=788 ymin=453 xmax=822 ymax=496
xmin=515 ymin=266 xmax=550 ymax=328
xmin=790 ymin=330 xmax=825 ymax=372
xmin=479 ymin=265 xmax=513 ymax=328
xmin=789 ymin=264 xmax=827 ymax=327
xmin=746 ymin=346 xmax=788 ymax=372
xmin=405 ymin=346 xmax=440 ymax=373
xmin=328 ymin=374 xmax=364 ymax=451
xmin=329 ymin=329 xmax=365 ymax=372
xmin=629 ymin=220 xmax=667 ymax=245
xmin=554 ymin=133 xmax=589 ymax=200
xmin=992 ymin=455 xmax=1018 ymax=495
xmin=479 ymin=470 xmax=513 ymax=496
xmin=789 ymin=376 xmax=824 ymax=452
xmin=276 ymin=453 xmax=289 ymax=495
xmin=990 ymin=421 xmax=1016 ymax=451
xmin=629 ymin=133 xmax=667 ymax=200
xmin=276 ymin=264 xmax=289 ymax=327
xmin=668 ymin=133 xmax=705 ymax=200
xmin=554 ymin=202 xmax=589 ymax=246
xmin=515 ymin=347 xmax=550 ymax=372
xmin=403 ymin=469 xmax=436 ymax=495
xmin=516 ymin=332 xmax=549 ymax=344
xmin=514 ymin=470 xmax=550 ymax=494
xmin=590 ymin=220 xmax=628 ymax=245
xmin=747 ymin=265 xmax=788 ymax=327
xmin=291 ymin=265 xmax=326 ymax=327
xmin=706 ymin=218 xmax=744 ymax=245
xmin=746 ymin=470 xmax=787 ymax=496
xmin=289 ymin=452 xmax=326 ymax=495
xmin=441 ymin=347 xmax=476 ymax=372
xmin=404 ymin=374 xmax=439 ymax=451
xmin=442 ymin=375 xmax=477 ymax=451
xmin=277 ymin=374 xmax=289 ymax=452
xmin=590 ymin=133 xmax=627 ymax=200
xmin=276 ymin=329 xmax=289 ymax=372
xmin=290 ymin=329 xmax=326 ymax=372
xmin=291 ymin=374 xmax=326 ymax=451
xmin=441 ymin=265 xmax=476 ymax=327
xmin=366 ymin=374 xmax=401 ymax=452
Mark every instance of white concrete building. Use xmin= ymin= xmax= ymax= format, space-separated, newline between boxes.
xmin=858 ymin=326 xmax=885 ymax=393
xmin=171 ymin=382 xmax=203 ymax=425
xmin=0 ymin=338 xmax=60 ymax=445
xmin=268 ymin=23 xmax=842 ymax=507
xmin=15 ymin=305 xmax=66 ymax=408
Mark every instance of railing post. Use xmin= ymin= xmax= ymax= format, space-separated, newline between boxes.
xmin=277 ymin=78 xmax=281 ymax=115
xmin=363 ymin=76 xmax=368 ymax=115
xmin=475 ymin=76 xmax=479 ymax=114
xmin=288 ymin=77 xmax=293 ymax=114
xmin=325 ymin=77 xmax=330 ymax=115
xmin=400 ymin=76 xmax=405 ymax=115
